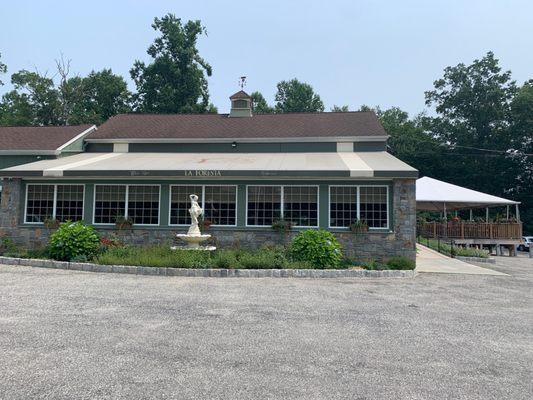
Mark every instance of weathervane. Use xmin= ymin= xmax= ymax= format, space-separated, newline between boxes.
xmin=238 ymin=76 xmax=247 ymax=90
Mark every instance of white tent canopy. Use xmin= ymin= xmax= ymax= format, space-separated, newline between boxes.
xmin=416 ymin=176 xmax=519 ymax=212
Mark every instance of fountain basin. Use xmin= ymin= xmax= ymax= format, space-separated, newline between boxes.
xmin=173 ymin=234 xmax=216 ymax=251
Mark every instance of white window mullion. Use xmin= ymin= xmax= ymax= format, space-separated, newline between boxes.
xmin=52 ymin=185 xmax=58 ymax=219
xmin=124 ymin=185 xmax=129 ymax=219
xmin=280 ymin=186 xmax=284 ymax=219
xmin=356 ymin=186 xmax=360 ymax=221
xmin=201 ymin=185 xmax=206 ymax=209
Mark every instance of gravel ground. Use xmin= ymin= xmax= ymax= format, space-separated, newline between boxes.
xmin=0 ymin=257 xmax=532 ymax=400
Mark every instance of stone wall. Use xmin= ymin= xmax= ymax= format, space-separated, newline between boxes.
xmin=0 ymin=178 xmax=416 ymax=262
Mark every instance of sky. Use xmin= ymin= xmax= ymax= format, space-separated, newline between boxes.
xmin=1 ymin=0 xmax=532 ymax=115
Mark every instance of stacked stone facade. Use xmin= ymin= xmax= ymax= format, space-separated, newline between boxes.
xmin=0 ymin=178 xmax=416 ymax=262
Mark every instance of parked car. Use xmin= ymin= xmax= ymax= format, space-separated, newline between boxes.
xmin=518 ymin=237 xmax=533 ymax=251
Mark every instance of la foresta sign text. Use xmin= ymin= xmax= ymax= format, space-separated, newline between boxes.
xmin=185 ymin=170 xmax=222 ymax=177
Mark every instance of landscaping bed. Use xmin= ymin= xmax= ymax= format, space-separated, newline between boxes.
xmin=1 ymin=222 xmax=416 ymax=272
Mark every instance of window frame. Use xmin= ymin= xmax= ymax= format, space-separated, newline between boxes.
xmin=92 ymin=184 xmax=161 ymax=226
xmin=328 ymin=185 xmax=389 ymax=230
xmin=24 ymin=183 xmax=85 ymax=225
xmin=245 ymin=185 xmax=320 ymax=228
xmin=168 ymin=184 xmax=238 ymax=227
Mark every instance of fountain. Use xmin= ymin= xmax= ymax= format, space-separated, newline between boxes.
xmin=172 ymin=194 xmax=216 ymax=251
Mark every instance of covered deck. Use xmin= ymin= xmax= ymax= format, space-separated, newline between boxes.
xmin=416 ymin=177 xmax=522 ymax=256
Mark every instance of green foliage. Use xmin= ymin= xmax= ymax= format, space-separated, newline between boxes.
xmin=274 ymin=79 xmax=324 ymax=113
xmin=386 ymin=256 xmax=415 ymax=270
xmin=290 ymin=230 xmax=342 ymax=268
xmin=0 ymin=52 xmax=6 ymax=86
xmin=250 ymin=91 xmax=274 ymax=114
xmin=130 ymin=14 xmax=212 ymax=113
xmin=68 ymin=69 xmax=132 ymax=125
xmin=0 ymin=237 xmax=21 ymax=257
xmin=0 ymin=64 xmax=131 ymax=126
xmin=49 ymin=221 xmax=100 ymax=261
xmin=420 ymin=238 xmax=489 ymax=258
xmin=349 ymin=219 xmax=368 ymax=233
xmin=331 ymin=105 xmax=349 ymax=112
xmin=271 ymin=219 xmax=293 ymax=233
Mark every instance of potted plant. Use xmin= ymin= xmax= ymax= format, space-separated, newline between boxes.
xmin=115 ymin=216 xmax=133 ymax=230
xmin=272 ymin=219 xmax=294 ymax=245
xmin=272 ymin=219 xmax=293 ymax=234
xmin=44 ymin=217 xmax=60 ymax=230
xmin=349 ymin=219 xmax=368 ymax=234
xmin=198 ymin=215 xmax=212 ymax=231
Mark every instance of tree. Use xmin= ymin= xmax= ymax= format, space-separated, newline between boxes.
xmin=6 ymin=70 xmax=62 ymax=125
xmin=130 ymin=14 xmax=213 ymax=113
xmin=69 ymin=69 xmax=132 ymax=124
xmin=424 ymin=52 xmax=519 ymax=199
xmin=331 ymin=105 xmax=349 ymax=112
xmin=0 ymin=53 xmax=6 ymax=86
xmin=274 ymin=79 xmax=324 ymax=113
xmin=0 ymin=91 xmax=33 ymax=125
xmin=250 ymin=91 xmax=274 ymax=114
xmin=510 ymin=80 xmax=533 ymax=232
xmin=374 ymin=106 xmax=445 ymax=179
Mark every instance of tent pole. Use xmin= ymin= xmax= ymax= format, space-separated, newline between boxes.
xmin=486 ymin=207 xmax=489 ymax=222
xmin=506 ymin=205 xmax=509 ymax=220
xmin=443 ymin=203 xmax=447 ymax=220
xmin=469 ymin=209 xmax=473 ymax=221
xmin=516 ymin=204 xmax=520 ymax=222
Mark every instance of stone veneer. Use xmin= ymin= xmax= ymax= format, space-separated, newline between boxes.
xmin=0 ymin=178 xmax=416 ymax=262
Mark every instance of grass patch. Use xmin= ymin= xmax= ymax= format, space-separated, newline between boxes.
xmin=421 ymin=238 xmax=489 ymax=258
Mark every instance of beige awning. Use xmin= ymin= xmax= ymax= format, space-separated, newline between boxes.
xmin=0 ymin=152 xmax=418 ymax=179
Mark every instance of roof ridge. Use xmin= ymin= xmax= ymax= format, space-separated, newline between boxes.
xmin=112 ymin=110 xmax=376 ymax=117
xmin=0 ymin=124 xmax=92 ymax=129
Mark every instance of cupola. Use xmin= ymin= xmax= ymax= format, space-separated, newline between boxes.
xmin=229 ymin=90 xmax=252 ymax=117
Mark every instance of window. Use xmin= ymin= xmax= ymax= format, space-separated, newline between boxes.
xmin=247 ymin=186 xmax=281 ymax=226
xmin=25 ymin=185 xmax=55 ymax=223
xmin=25 ymin=184 xmax=84 ymax=223
xmin=169 ymin=185 xmax=237 ymax=226
xmin=56 ymin=185 xmax=84 ymax=222
xmin=283 ymin=186 xmax=318 ymax=227
xmin=128 ymin=185 xmax=160 ymax=225
xmin=170 ymin=185 xmax=203 ymax=225
xmin=233 ymin=99 xmax=248 ymax=108
xmin=94 ymin=185 xmax=160 ymax=225
xmin=204 ymin=186 xmax=237 ymax=226
xmin=94 ymin=185 xmax=126 ymax=224
xmin=329 ymin=186 xmax=357 ymax=228
xmin=329 ymin=185 xmax=389 ymax=229
xmin=246 ymin=186 xmax=318 ymax=227
xmin=360 ymin=186 xmax=388 ymax=228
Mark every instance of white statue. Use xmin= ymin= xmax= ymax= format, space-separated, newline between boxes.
xmin=173 ymin=193 xmax=215 ymax=251
xmin=187 ymin=194 xmax=203 ymax=236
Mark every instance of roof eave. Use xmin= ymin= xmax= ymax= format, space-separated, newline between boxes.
xmin=85 ymin=135 xmax=390 ymax=144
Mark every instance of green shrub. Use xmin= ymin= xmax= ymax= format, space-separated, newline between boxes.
xmin=49 ymin=221 xmax=100 ymax=261
xmin=238 ymin=248 xmax=288 ymax=269
xmin=290 ymin=229 xmax=342 ymax=269
xmin=23 ymin=247 xmax=51 ymax=259
xmin=386 ymin=256 xmax=415 ymax=270
xmin=212 ymin=250 xmax=238 ymax=269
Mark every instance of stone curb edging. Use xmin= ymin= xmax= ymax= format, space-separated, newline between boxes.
xmin=455 ymin=256 xmax=496 ymax=264
xmin=0 ymin=256 xmax=416 ymax=279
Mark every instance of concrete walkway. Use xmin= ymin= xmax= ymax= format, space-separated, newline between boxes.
xmin=416 ymin=244 xmax=508 ymax=276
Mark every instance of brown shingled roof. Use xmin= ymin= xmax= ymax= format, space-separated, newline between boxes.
xmin=0 ymin=125 xmax=94 ymax=151
xmin=229 ymin=90 xmax=251 ymax=99
xmin=89 ymin=112 xmax=386 ymax=140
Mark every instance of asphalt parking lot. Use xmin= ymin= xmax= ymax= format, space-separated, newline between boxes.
xmin=1 ymin=257 xmax=532 ymax=400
